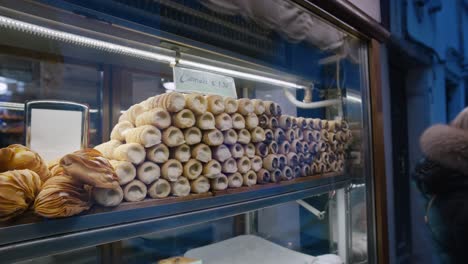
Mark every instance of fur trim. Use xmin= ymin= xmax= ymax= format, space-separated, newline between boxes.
xmin=420 ymin=124 xmax=468 ymax=175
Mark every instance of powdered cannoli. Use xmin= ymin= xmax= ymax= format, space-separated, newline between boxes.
xmin=279 ymin=115 xmax=292 ymax=129
xmin=250 ymin=127 xmax=266 ymax=143
xmin=161 ymin=159 xmax=183 ymax=182
xmin=230 ymin=143 xmax=245 ymax=158
xmin=297 ymin=117 xmax=307 ymax=129
xmin=244 ymin=143 xmax=256 ymax=158
xmin=224 ymin=97 xmax=238 ymax=114
xmin=251 ymin=99 xmax=265 ymax=115
xmin=256 ymin=169 xmax=271 ymax=184
xmin=147 ymin=143 xmax=170 ymax=163
xmin=281 ymin=166 xmax=294 ymax=181
xmin=237 ymin=156 xmax=252 ymax=174
xmin=222 ymin=158 xmax=238 ymax=173
xmin=264 ymin=128 xmax=274 ymax=142
xmin=270 ymin=169 xmax=282 ymax=183
xmin=215 ymin=113 xmax=233 ymax=131
xmin=312 ymin=119 xmax=322 ymax=130
xmin=172 ymin=109 xmax=196 ymax=129
xmin=263 ymin=101 xmax=276 ymax=116
xmin=212 ymin=145 xmax=232 ymax=162
xmin=123 ymin=180 xmax=147 ymax=202
xmin=162 ymin=92 xmax=186 ymax=113
xmin=237 ymin=129 xmax=251 ymax=144
xmin=255 ymin=142 xmax=269 ymax=157
xmin=231 ymin=113 xmax=245 ymax=130
xmin=202 ymin=129 xmax=224 ymax=146
xmin=162 ymin=126 xmax=185 ymax=147
xmin=110 ymin=160 xmax=136 ymax=185
xmin=227 ymin=172 xmax=243 ymax=188
xmin=302 ymin=142 xmax=310 ymax=154
xmin=203 ymin=160 xmax=222 ymax=179
xmin=279 ymin=141 xmax=290 ymax=154
xmin=135 ymin=108 xmax=171 ymax=129
xmin=93 ymin=186 xmax=124 ymax=207
xmin=301 ymin=165 xmax=311 ymax=177
xmin=251 ymin=156 xmax=263 ymax=172
xmin=125 ymin=125 xmax=161 ymax=148
xmin=237 ymin=98 xmax=254 ymax=115
xmin=170 ymin=144 xmax=191 ymax=163
xmin=243 ymin=170 xmax=257 ymax=187
xmin=278 ymin=154 xmax=287 ymax=170
xmin=183 ymin=159 xmax=203 ymax=180
xmin=191 ymin=143 xmax=212 ymax=162
xmin=274 ymin=128 xmax=285 ymax=142
xmin=171 ymin=177 xmax=191 ymax=197
xmin=94 ymin=140 xmax=122 ymax=159
xmin=121 ymin=104 xmax=145 ymax=124
xmin=258 ymin=114 xmax=269 ymax=128
xmin=196 ymin=112 xmax=216 ymax=130
xmin=184 ymin=93 xmax=207 ymax=115
xmin=183 ymin=127 xmax=202 ymax=145
xmin=263 ymin=154 xmax=279 ymax=171
xmin=268 ymin=141 xmax=278 ymax=154
xmin=290 ymin=140 xmax=303 ymax=153
xmin=206 ymin=95 xmax=225 ymax=114
xmin=287 ymin=152 xmax=299 ymax=167
xmin=294 ymin=166 xmax=302 ymax=178
xmin=114 ymin=143 xmax=145 ymax=164
xmin=223 ymin=129 xmax=238 ymax=145
xmin=148 ymin=178 xmax=171 ymax=198
xmin=110 ymin=121 xmax=134 ymax=141
xmin=245 ymin=113 xmax=259 ymax=129
xmin=211 ymin=174 xmax=228 ymax=191
xmin=136 ymin=161 xmax=160 ymax=185
xmin=268 ymin=116 xmax=278 ymax=129
xmin=191 ymin=176 xmax=210 ymax=194
xmin=285 ymin=129 xmax=295 ymax=142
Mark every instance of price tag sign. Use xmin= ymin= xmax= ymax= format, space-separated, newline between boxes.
xmin=173 ymin=66 xmax=237 ymax=98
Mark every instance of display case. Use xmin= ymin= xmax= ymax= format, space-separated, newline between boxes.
xmin=0 ymin=0 xmax=388 ymax=263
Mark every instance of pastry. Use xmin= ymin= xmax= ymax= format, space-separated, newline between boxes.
xmin=268 ymin=141 xmax=278 ymax=154
xmin=158 ymin=257 xmax=201 ymax=264
xmin=237 ymin=156 xmax=252 ymax=174
xmin=137 ymin=161 xmax=160 ymax=185
xmin=215 ymin=113 xmax=233 ymax=131
xmin=281 ymin=166 xmax=294 ymax=181
xmin=285 ymin=129 xmax=295 ymax=142
xmin=227 ymin=172 xmax=243 ymax=188
xmin=294 ymin=166 xmax=302 ymax=178
xmin=242 ymin=170 xmax=257 ymax=187
xmin=312 ymin=119 xmax=322 ymax=130
xmin=287 ymin=152 xmax=299 ymax=167
xmin=256 ymin=169 xmax=271 ymax=184
xmin=224 ymin=97 xmax=238 ymax=114
xmin=250 ymin=156 xmax=263 ymax=172
xmin=203 ymin=160 xmax=222 ymax=179
xmin=237 ymin=129 xmax=251 ymax=144
xmin=171 ymin=177 xmax=191 ymax=197
xmin=183 ymin=159 xmax=203 ymax=180
xmin=270 ymin=169 xmax=282 ymax=183
xmin=93 ymin=186 xmax=124 ymax=207
xmin=279 ymin=115 xmax=292 ymax=129
xmin=245 ymin=113 xmax=259 ymax=129
xmin=297 ymin=117 xmax=307 ymax=129
xmin=94 ymin=140 xmax=122 ymax=159
xmin=147 ymin=144 xmax=170 ymax=163
xmin=120 ymin=104 xmax=145 ymax=124
xmin=291 ymin=117 xmax=298 ymax=128
xmin=184 ymin=93 xmax=207 ymax=115
xmin=304 ymin=130 xmax=315 ymax=142
xmin=279 ymin=141 xmax=290 ymax=154
xmin=0 ymin=144 xmax=50 ymax=182
xmin=302 ymin=142 xmax=310 ymax=154
xmin=148 ymin=178 xmax=171 ymax=198
xmin=125 ymin=125 xmax=161 ymax=148
xmin=251 ymin=99 xmax=265 ymax=115
xmin=264 ymin=128 xmax=274 ymax=142
xmin=172 ymin=109 xmax=196 ymax=129
xmin=255 ymin=142 xmax=268 ymax=157
xmin=212 ymin=145 xmax=232 ymax=162
xmin=268 ymin=116 xmax=278 ymax=129
xmin=206 ymin=95 xmax=225 ymax=114
xmin=321 ymin=120 xmax=329 ymax=130
xmin=161 ymin=159 xmax=183 ymax=182
xmin=162 ymin=92 xmax=186 ymax=112
xmin=290 ymin=140 xmax=303 ymax=153
xmin=123 ymin=180 xmax=147 ymax=202
xmin=109 ymin=160 xmax=136 ymax=185
xmin=250 ymin=127 xmax=266 ymax=143
xmin=236 ymin=98 xmax=254 ymax=115
xmin=162 ymin=126 xmax=185 ymax=147
xmin=191 ymin=144 xmax=212 ymax=163
xmin=210 ymin=174 xmax=228 ymax=191
xmin=222 ymin=158 xmax=238 ymax=173
xmin=274 ymin=128 xmax=285 ymax=142
xmin=183 ymin=127 xmax=202 ymax=145
xmin=114 ymin=143 xmax=146 ymax=165
xmin=196 ymin=112 xmax=216 ymax=130
xmin=231 ymin=113 xmax=246 ymax=129
xmin=301 ymin=165 xmax=311 ymax=177
xmin=202 ymin=129 xmax=224 ymax=146
xmin=135 ymin=108 xmax=171 ymax=129
xmin=263 ymin=154 xmax=278 ymax=171
xmin=244 ymin=143 xmax=255 ymax=158
xmin=278 ymin=155 xmax=287 ymax=170
xmin=258 ymin=114 xmax=269 ymax=128
xmin=170 ymin=144 xmax=191 ymax=163
xmin=110 ymin=121 xmax=134 ymax=141
xmin=229 ymin=143 xmax=244 ymax=158
xmin=223 ymin=129 xmax=238 ymax=145
xmin=263 ymin=101 xmax=275 ymax=116
xmin=328 ymin=120 xmax=338 ymax=132
xmin=190 ymin=176 xmax=210 ymax=194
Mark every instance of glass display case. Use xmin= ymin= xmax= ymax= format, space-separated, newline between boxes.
xmin=0 ymin=0 xmax=387 ymax=263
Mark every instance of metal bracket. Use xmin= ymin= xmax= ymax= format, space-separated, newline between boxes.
xmin=296 ymin=200 xmax=325 ymax=220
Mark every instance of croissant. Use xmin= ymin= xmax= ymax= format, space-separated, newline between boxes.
xmin=196 ymin=112 xmax=216 ymax=130
xmin=161 ymin=92 xmax=186 ymax=113
xmin=256 ymin=169 xmax=271 ymax=184
xmin=237 ymin=98 xmax=254 ymax=115
xmin=237 ymin=156 xmax=252 ymax=174
xmin=137 ymin=161 xmax=160 ymax=185
xmin=183 ymin=127 xmax=202 ymax=145
xmin=210 ymin=174 xmax=228 ymax=191
xmin=270 ymin=169 xmax=282 ymax=183
xmin=94 ymin=140 xmax=122 ymax=160
xmin=223 ymin=129 xmax=238 ymax=145
xmin=161 ymin=159 xmax=183 ymax=182
xmin=243 ymin=170 xmax=257 ymax=187
xmin=215 ymin=113 xmax=233 ymax=131
xmin=147 ymin=143 xmax=169 ymax=163
xmin=110 ymin=160 xmax=136 ymax=185
xmin=263 ymin=154 xmax=279 ymax=171
xmin=170 ymin=144 xmax=191 ymax=163
xmin=227 ymin=172 xmax=243 ymax=188
xmin=148 ymin=179 xmax=171 ymax=198
xmin=171 ymin=177 xmax=191 ymax=197
xmin=222 ymin=158 xmax=238 ymax=173
xmin=0 ymin=170 xmax=41 ymax=221
xmin=184 ymin=93 xmax=207 ymax=115
xmin=245 ymin=113 xmax=259 ymax=129
xmin=183 ymin=159 xmax=203 ymax=180
xmin=206 ymin=95 xmax=225 ymax=114
xmin=120 ymin=104 xmax=145 ymax=124
xmin=93 ymin=186 xmax=124 ymax=207
xmin=212 ymin=145 xmax=232 ymax=162
xmin=110 ymin=121 xmax=134 ymax=141
xmin=237 ymin=129 xmax=251 ymax=144
xmin=162 ymin=126 xmax=185 ymax=147
xmin=268 ymin=141 xmax=278 ymax=154
xmin=172 ymin=109 xmax=196 ymax=129
xmin=251 ymin=99 xmax=265 ymax=115
xmin=123 ymin=180 xmax=147 ymax=202
xmin=231 ymin=113 xmax=246 ymax=129
xmin=135 ymin=108 xmax=171 ymax=129
xmin=114 ymin=143 xmax=146 ymax=165
xmin=251 ymin=156 xmax=263 ymax=172
xmin=191 ymin=143 xmax=212 ymax=163
xmin=244 ymin=143 xmax=255 ymax=158
xmin=281 ymin=166 xmax=294 ymax=181
xmin=250 ymin=127 xmax=266 ymax=143
xmin=190 ymin=176 xmax=210 ymax=194
xmin=278 ymin=141 xmax=290 ymax=154
xmin=285 ymin=129 xmax=295 ymax=142
xmin=279 ymin=116 xmax=292 ymax=129
xmin=224 ymin=97 xmax=238 ymax=114
xmin=125 ymin=125 xmax=161 ymax=148
xmin=202 ymin=129 xmax=224 ymax=146
xmin=229 ymin=143 xmax=244 ymax=159
xmin=255 ymin=142 xmax=268 ymax=157
xmin=0 ymin=144 xmax=50 ymax=182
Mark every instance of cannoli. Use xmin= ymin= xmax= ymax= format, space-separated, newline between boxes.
xmin=93 ymin=186 xmax=124 ymax=207
xmin=329 ymin=161 xmax=339 ymax=172
xmin=203 ymin=160 xmax=222 ymax=179
xmin=290 ymin=140 xmax=303 ymax=153
xmin=298 ymin=153 xmax=305 ymax=164
xmin=287 ymin=152 xmax=299 ymax=167
xmin=183 ymin=159 xmax=203 ymax=180
xmin=297 ymin=117 xmax=307 ymax=129
xmin=263 ymin=101 xmax=276 ymax=116
xmin=171 ymin=177 xmax=191 ymax=197
xmin=237 ymin=156 xmax=252 ymax=173
xmin=121 ymin=104 xmax=145 ymax=124
xmin=251 ymin=99 xmax=266 ymax=115
xmin=196 ymin=112 xmax=216 ymax=130
xmin=237 ymin=98 xmax=254 ymax=115
xmin=327 ymin=132 xmax=337 ymax=143
xmin=301 ymin=165 xmax=311 ymax=177
xmin=293 ymin=166 xmax=302 ymax=178
xmin=245 ymin=113 xmax=259 ymax=129
xmin=137 ymin=161 xmax=160 ymax=185
xmin=304 ymin=130 xmax=315 ymax=142
xmin=312 ymin=118 xmax=322 ymax=130
xmin=255 ymin=142 xmax=269 ymax=157
xmin=125 ymin=125 xmax=161 ymax=148
xmin=191 ymin=176 xmax=210 ymax=194
xmin=318 ymin=152 xmax=329 ymax=164
xmin=110 ymin=160 xmax=136 ymax=185
xmin=222 ymin=158 xmax=238 ymax=173
xmin=250 ymin=127 xmax=266 ymax=143
xmin=162 ymin=126 xmax=185 ymax=147
xmin=114 ymin=143 xmax=146 ymax=164
xmin=206 ymin=95 xmax=225 ymax=114
xmin=274 ymin=128 xmax=285 ymax=142
xmin=268 ymin=141 xmax=279 ymax=154
xmin=256 ymin=169 xmax=271 ymax=184
xmin=223 ymin=129 xmax=238 ymax=145
xmin=230 ymin=143 xmax=245 ymax=158
xmin=263 ymin=154 xmax=279 ymax=171
xmin=184 ymin=93 xmax=207 ymax=115
xmin=268 ymin=116 xmax=279 ymax=129
xmin=110 ymin=121 xmax=134 ymax=141
xmin=123 ymin=180 xmax=147 ymax=202
xmin=237 ymin=129 xmax=251 ymax=144
xmin=328 ymin=120 xmax=338 ymax=132
xmin=212 ymin=145 xmax=232 ymax=162
xmin=147 ymin=143 xmax=170 ymax=163
xmin=94 ymin=140 xmax=122 ymax=159
xmin=302 ymin=142 xmax=310 ymax=154
xmin=161 ymin=159 xmax=183 ymax=182
xmin=170 ymin=144 xmax=191 ymax=163
xmin=227 ymin=172 xmax=243 ymax=188
xmin=202 ymin=129 xmax=224 ymax=146
xmin=258 ymin=114 xmax=269 ymax=128
xmin=244 ymin=143 xmax=256 ymax=158
xmin=224 ymin=97 xmax=238 ymax=114
xmin=231 ymin=113 xmax=246 ymax=129
xmin=295 ymin=128 xmax=304 ymax=141
xmin=305 ymin=119 xmax=314 ymax=130
xmin=317 ymin=162 xmax=327 ymax=173
xmin=172 ymin=109 xmax=196 ymax=129
xmin=321 ymin=120 xmax=329 ymax=130
xmin=264 ymin=128 xmax=274 ymax=142
xmin=285 ymin=129 xmax=295 ymax=142
xmin=148 ymin=178 xmax=171 ymax=198
xmin=135 ymin=108 xmax=171 ymax=129
xmin=191 ymin=143 xmax=212 ymax=162
xmin=251 ymin=156 xmax=263 ymax=172
xmin=278 ymin=154 xmax=287 ymax=170
xmin=279 ymin=141 xmax=290 ymax=154
xmin=163 ymin=92 xmax=186 ymax=112
xmin=215 ymin=113 xmax=233 ymax=131
xmin=311 ymin=163 xmax=319 ymax=174
xmin=243 ymin=170 xmax=257 ymax=187
xmin=281 ymin=166 xmax=294 ymax=181
xmin=211 ymin=174 xmax=228 ymax=191
xmin=337 ymin=160 xmax=345 ymax=172
xmin=279 ymin=115 xmax=292 ymax=129
xmin=183 ymin=127 xmax=202 ymax=145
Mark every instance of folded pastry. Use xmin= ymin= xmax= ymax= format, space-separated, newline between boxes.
xmin=256 ymin=169 xmax=271 ymax=184
xmin=202 ymin=129 xmax=224 ymax=146
xmin=172 ymin=109 xmax=196 ymax=129
xmin=237 ymin=98 xmax=254 ymax=115
xmin=123 ymin=180 xmax=147 ymax=202
xmin=185 ymin=93 xmax=207 ymax=115
xmin=281 ymin=166 xmax=294 ymax=181
xmin=120 ymin=104 xmax=145 ymax=124
xmin=258 ymin=114 xmax=269 ymax=128
xmin=137 ymin=161 xmax=160 ymax=185
xmin=243 ymin=170 xmax=257 ymax=187
xmin=227 ymin=172 xmax=243 ymax=188
xmin=210 ymin=174 xmax=228 ymax=191
xmin=125 ymin=125 xmax=161 ymax=148
xmin=290 ymin=140 xmax=303 ymax=153
xmin=161 ymin=159 xmax=183 ymax=182
xmin=161 ymin=92 xmax=186 ymax=113
xmin=215 ymin=113 xmax=233 ymax=131
xmin=183 ymin=127 xmax=202 ymax=145
xmin=206 ymin=95 xmax=225 ymax=114
xmin=229 ymin=143 xmax=244 ymax=159
xmin=170 ymin=144 xmax=191 ymax=163
xmin=94 ymin=140 xmax=122 ymax=160
xmin=278 ymin=141 xmax=290 ymax=154
xmin=93 ymin=186 xmax=124 ymax=207
xmin=0 ymin=144 xmax=50 ymax=182
xmin=237 ymin=129 xmax=251 ymax=144
xmin=237 ymin=156 xmax=252 ymax=173
xmin=135 ymin=108 xmax=171 ymax=129
xmin=110 ymin=121 xmax=134 ymax=141
xmin=148 ymin=178 xmax=171 ymax=198
xmin=270 ymin=169 xmax=282 ymax=183
xmin=183 ymin=159 xmax=203 ymax=180
xmin=114 ymin=143 xmax=146 ymax=165
xmin=244 ymin=143 xmax=255 ymax=158
xmin=0 ymin=170 xmax=41 ymax=221
xmin=279 ymin=115 xmax=292 ymax=129
xmin=203 ymin=160 xmax=222 ymax=179
xmin=212 ymin=145 xmax=232 ymax=162
xmin=319 ymin=152 xmax=330 ymax=165
xmin=147 ymin=143 xmax=170 ymax=163
xmin=190 ymin=176 xmax=210 ymax=194
xmin=245 ymin=113 xmax=259 ymax=129
xmin=231 ymin=113 xmax=246 ymax=129
xmin=285 ymin=129 xmax=295 ymax=142
xmin=250 ymin=127 xmax=266 ymax=143
xmin=60 ymin=149 xmax=119 ymax=189
xmin=251 ymin=156 xmax=263 ymax=172
xmin=255 ymin=142 xmax=268 ymax=157
xmin=139 ymin=96 xmax=157 ymax=110
xmin=263 ymin=154 xmax=279 ymax=171
xmin=287 ymin=152 xmax=299 ymax=167
xmin=110 ymin=160 xmax=136 ymax=185
xmin=301 ymin=165 xmax=311 ymax=177
xmin=222 ymin=158 xmax=238 ymax=173
xmin=171 ymin=177 xmax=191 ymax=197
xmin=224 ymin=97 xmax=238 ymax=114
xmin=268 ymin=141 xmax=278 ymax=154
xmin=274 ymin=128 xmax=285 ymax=142
xmin=162 ymin=126 xmax=185 ymax=147
xmin=191 ymin=143 xmax=212 ymax=163
xmin=223 ymin=129 xmax=238 ymax=145
xmin=196 ymin=112 xmax=216 ymax=130
xmin=278 ymin=154 xmax=287 ymax=170
xmin=251 ymin=99 xmax=265 ymax=115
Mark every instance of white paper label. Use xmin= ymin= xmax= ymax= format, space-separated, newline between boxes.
xmin=174 ymin=66 xmax=237 ymax=98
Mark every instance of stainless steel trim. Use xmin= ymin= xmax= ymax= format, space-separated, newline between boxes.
xmin=0 ymin=101 xmax=23 ymax=110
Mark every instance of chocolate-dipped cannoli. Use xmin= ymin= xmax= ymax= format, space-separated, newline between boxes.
xmin=245 ymin=113 xmax=259 ymax=129
xmin=297 ymin=117 xmax=307 ymax=129
xmin=290 ymin=140 xmax=303 ymax=153
xmin=184 ymin=93 xmax=207 ymax=115
xmin=293 ymin=166 xmax=302 ymax=178
xmin=162 ymin=92 xmax=186 ymax=113
xmin=203 ymin=160 xmax=222 ymax=179
xmin=224 ymin=97 xmax=238 ymax=114
xmin=147 ymin=143 xmax=170 ymax=163
xmin=161 ymin=159 xmax=183 ymax=182
xmin=278 ymin=154 xmax=287 ymax=170
xmin=237 ymin=129 xmax=251 ymax=144
xmin=255 ymin=142 xmax=269 ymax=157
xmin=243 ymin=170 xmax=257 ymax=187
xmin=202 ymin=129 xmax=224 ymax=146
xmin=183 ymin=159 xmax=203 ymax=180
xmin=263 ymin=154 xmax=279 ymax=171
xmin=279 ymin=115 xmax=292 ymax=129
xmin=264 ymin=128 xmax=274 ymax=142
xmin=230 ymin=143 xmax=245 ymax=158
xmin=227 ymin=172 xmax=243 ymax=188
xmin=251 ymin=99 xmax=266 ymax=115
xmin=223 ymin=129 xmax=238 ymax=145
xmin=211 ymin=174 xmax=228 ymax=190
xmin=137 ymin=161 xmax=160 ymax=185
xmin=250 ymin=127 xmax=266 ymax=143
xmin=95 ymin=140 xmax=122 ymax=159
xmin=191 ymin=143 xmax=212 ymax=163
xmin=258 ymin=114 xmax=269 ymax=128
xmin=222 ymin=158 xmax=238 ymax=173
xmin=212 ymin=145 xmax=232 ymax=162
xmin=263 ymin=101 xmax=276 ymax=116
xmin=114 ymin=143 xmax=145 ymax=164
xmin=279 ymin=141 xmax=290 ymax=154
xmin=121 ymin=104 xmax=145 ymax=125
xmin=171 ymin=177 xmax=191 ymax=197
xmin=237 ymin=156 xmax=252 ymax=173
xmin=172 ymin=109 xmax=196 ymax=129
xmin=295 ymin=128 xmax=304 ymax=141
xmin=312 ymin=118 xmax=322 ymax=130
xmin=206 ymin=95 xmax=225 ymax=114
xmin=148 ymin=179 xmax=171 ymax=198
xmin=162 ymin=126 xmax=185 ymax=147
xmin=191 ymin=176 xmax=210 ymax=194
xmin=237 ymin=98 xmax=254 ymax=115
xmin=93 ymin=186 xmax=124 ymax=207
xmin=281 ymin=166 xmax=294 ymax=181
xmin=285 ymin=129 xmax=295 ymax=142
xmin=231 ymin=113 xmax=246 ymax=129
xmin=196 ymin=112 xmax=216 ymax=130
xmin=125 ymin=125 xmax=161 ymax=148
xmin=183 ymin=127 xmax=202 ymax=145
xmin=274 ymin=128 xmax=285 ymax=142
xmin=170 ymin=144 xmax=191 ymax=163
xmin=269 ymin=116 xmax=279 ymax=129
xmin=123 ymin=180 xmax=147 ymax=202
xmin=256 ymin=169 xmax=271 ymax=184
xmin=135 ymin=108 xmax=171 ymax=129
xmin=301 ymin=165 xmax=311 ymax=177
xmin=270 ymin=169 xmax=282 ymax=183
xmin=244 ymin=143 xmax=256 ymax=158
xmin=215 ymin=113 xmax=233 ymax=131
xmin=268 ymin=141 xmax=279 ymax=154
xmin=110 ymin=121 xmax=134 ymax=141
xmin=286 ymin=152 xmax=299 ymax=167
xmin=110 ymin=160 xmax=136 ymax=185
xmin=251 ymin=156 xmax=263 ymax=172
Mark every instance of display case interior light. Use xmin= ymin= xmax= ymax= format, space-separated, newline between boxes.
xmin=346 ymin=94 xmax=362 ymax=103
